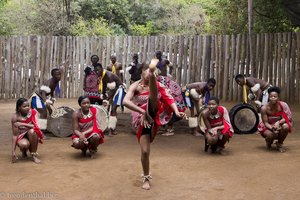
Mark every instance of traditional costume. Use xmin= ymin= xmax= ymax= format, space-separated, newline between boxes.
xmin=257 ymin=101 xmax=292 ymax=134
xmin=16 ymin=109 xmax=43 ymax=144
xmin=71 ymin=107 xmax=104 ymax=145
xmin=131 ymin=82 xmax=174 ymax=143
xmin=199 ymin=106 xmax=234 ymax=138
xmin=84 ymin=70 xmax=102 ymax=103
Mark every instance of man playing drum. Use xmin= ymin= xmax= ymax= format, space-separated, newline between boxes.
xmin=96 ymin=67 xmax=125 ymax=136
xmin=258 ymin=87 xmax=292 ymax=152
xmin=182 ymin=78 xmax=216 ymax=136
xmin=199 ymin=97 xmax=233 ymax=153
xmin=235 ymin=74 xmax=272 ymax=108
xmin=30 ymin=68 xmax=62 ymax=129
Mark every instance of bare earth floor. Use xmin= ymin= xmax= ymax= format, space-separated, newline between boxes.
xmin=0 ymin=99 xmax=299 ymax=200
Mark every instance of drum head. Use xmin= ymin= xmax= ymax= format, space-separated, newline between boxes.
xmin=92 ymin=105 xmax=109 ymax=131
xmin=47 ymin=106 xmax=75 ymax=137
xmin=229 ymin=104 xmax=259 ymax=134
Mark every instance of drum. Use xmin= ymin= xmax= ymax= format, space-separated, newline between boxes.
xmin=229 ymin=103 xmax=259 ymax=134
xmin=47 ymin=106 xmax=75 ymax=137
xmin=92 ymin=105 xmax=109 ymax=131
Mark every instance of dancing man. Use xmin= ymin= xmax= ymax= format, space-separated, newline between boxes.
xmin=182 ymin=78 xmax=216 ymax=136
xmin=235 ymin=74 xmax=272 ymax=108
xmin=30 ymin=68 xmax=61 ymax=129
xmin=123 ymin=59 xmax=186 ymax=190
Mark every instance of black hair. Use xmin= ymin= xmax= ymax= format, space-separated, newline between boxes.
xmin=84 ymin=66 xmax=92 ymax=75
xmin=94 ymin=63 xmax=102 ymax=68
xmin=207 ymin=78 xmax=216 ymax=85
xmin=16 ymin=98 xmax=28 ymax=112
xmin=78 ymin=95 xmax=89 ymax=106
xmin=51 ymin=68 xmax=60 ymax=76
xmin=155 ymin=51 xmax=162 ymax=57
xmin=209 ymin=96 xmax=219 ymax=104
xmin=133 ymin=53 xmax=138 ymax=59
xmin=235 ymin=74 xmax=244 ymax=81
xmin=268 ymin=86 xmax=281 ymax=95
xmin=91 ymin=55 xmax=99 ymax=61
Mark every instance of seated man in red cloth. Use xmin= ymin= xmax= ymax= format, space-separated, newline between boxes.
xmin=11 ymin=98 xmax=43 ymax=164
xmin=123 ymin=59 xmax=186 ymax=190
xmin=258 ymin=86 xmax=292 ymax=152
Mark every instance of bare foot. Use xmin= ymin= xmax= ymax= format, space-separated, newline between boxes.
xmin=276 ymin=142 xmax=286 ymax=153
xmin=111 ymin=129 xmax=118 ymax=135
xmin=32 ymin=155 xmax=41 ymax=164
xmin=89 ymin=150 xmax=96 ymax=159
xmin=12 ymin=155 xmax=18 ymax=163
xmin=149 ymin=59 xmax=159 ymax=72
xmin=193 ymin=130 xmax=203 ymax=137
xmin=162 ymin=129 xmax=175 ymax=136
xmin=142 ymin=180 xmax=150 ymax=190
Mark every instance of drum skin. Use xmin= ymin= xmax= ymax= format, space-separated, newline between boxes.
xmin=47 ymin=106 xmax=75 ymax=137
xmin=229 ymin=103 xmax=259 ymax=134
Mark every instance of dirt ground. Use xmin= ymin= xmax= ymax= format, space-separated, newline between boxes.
xmin=0 ymin=99 xmax=299 ymax=200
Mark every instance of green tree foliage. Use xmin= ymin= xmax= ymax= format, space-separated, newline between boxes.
xmin=0 ymin=0 xmax=297 ymax=36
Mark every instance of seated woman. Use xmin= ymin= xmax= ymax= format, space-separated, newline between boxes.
xmin=258 ymin=87 xmax=292 ymax=152
xmin=11 ymin=98 xmax=43 ymax=164
xmin=123 ymin=59 xmax=186 ymax=190
xmin=71 ymin=96 xmax=104 ymax=158
xmin=199 ymin=97 xmax=233 ymax=153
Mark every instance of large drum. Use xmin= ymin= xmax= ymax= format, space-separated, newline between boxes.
xmin=229 ymin=103 xmax=259 ymax=134
xmin=47 ymin=106 xmax=75 ymax=137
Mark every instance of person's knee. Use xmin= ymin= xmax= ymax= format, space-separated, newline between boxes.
xmin=72 ymin=141 xmax=83 ymax=149
xmin=90 ymin=134 xmax=100 ymax=143
xmin=18 ymin=140 xmax=30 ymax=150
xmin=263 ymin=131 xmax=274 ymax=141
xmin=27 ymin=129 xmax=36 ymax=137
xmin=206 ymin=136 xmax=218 ymax=145
xmin=141 ymin=147 xmax=150 ymax=157
xmin=281 ymin=123 xmax=289 ymax=132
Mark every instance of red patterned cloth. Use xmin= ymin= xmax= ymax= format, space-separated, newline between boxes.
xmin=16 ymin=109 xmax=43 ymax=144
xmin=258 ymin=101 xmax=292 ymax=134
xmin=132 ymin=82 xmax=175 ymax=143
xmin=71 ymin=107 xmax=104 ymax=144
xmin=84 ymin=71 xmax=102 ymax=99
xmin=157 ymin=76 xmax=186 ymax=112
xmin=206 ymin=106 xmax=233 ymax=137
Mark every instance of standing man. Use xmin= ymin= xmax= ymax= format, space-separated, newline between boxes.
xmin=30 ymin=68 xmax=62 ymax=130
xmin=107 ymin=55 xmax=124 ymax=83
xmin=128 ymin=53 xmax=142 ymax=84
xmin=182 ymin=78 xmax=216 ymax=136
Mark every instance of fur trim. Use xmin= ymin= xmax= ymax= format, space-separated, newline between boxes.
xmin=126 ymin=66 xmax=132 ymax=72
xmin=40 ymin=85 xmax=51 ymax=93
xmin=37 ymin=118 xmax=47 ymax=130
xmin=248 ymin=93 xmax=256 ymax=100
xmin=119 ymin=70 xmax=124 ymax=74
xmin=254 ymin=100 xmax=262 ymax=107
xmin=189 ymin=89 xmax=200 ymax=99
xmin=108 ymin=116 xmax=117 ymax=130
xmin=251 ymin=83 xmax=260 ymax=93
xmin=188 ymin=117 xmax=198 ymax=128
xmin=107 ymin=82 xmax=116 ymax=90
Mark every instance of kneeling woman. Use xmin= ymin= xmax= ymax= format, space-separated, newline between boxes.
xmin=200 ymin=97 xmax=233 ymax=153
xmin=11 ymin=98 xmax=43 ymax=164
xmin=258 ymin=86 xmax=292 ymax=152
xmin=123 ymin=59 xmax=186 ymax=190
xmin=71 ymin=96 xmax=104 ymax=158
